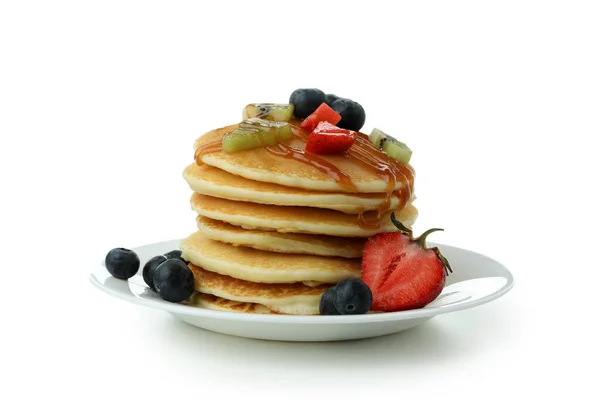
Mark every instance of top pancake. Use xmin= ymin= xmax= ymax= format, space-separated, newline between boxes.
xmin=194 ymin=124 xmax=415 ymax=193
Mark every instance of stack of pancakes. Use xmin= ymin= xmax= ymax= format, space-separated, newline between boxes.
xmin=180 ymin=124 xmax=418 ymax=315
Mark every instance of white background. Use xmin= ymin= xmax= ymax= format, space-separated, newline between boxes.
xmin=1 ymin=0 xmax=599 ymax=398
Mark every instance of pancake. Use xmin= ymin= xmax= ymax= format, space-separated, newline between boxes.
xmin=188 ymin=264 xmax=330 ymax=315
xmin=190 ymin=293 xmax=275 ymax=314
xmin=193 ymin=124 xmax=415 ymax=193
xmin=197 ymin=216 xmax=365 ymax=258
xmin=180 ymin=231 xmax=362 ymax=284
xmin=190 ymin=193 xmax=418 ymax=238
xmin=183 ymin=163 xmax=410 ymax=213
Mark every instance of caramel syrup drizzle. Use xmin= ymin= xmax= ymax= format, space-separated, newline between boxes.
xmin=265 ymin=144 xmax=358 ymax=192
xmin=194 ymin=122 xmax=415 ymax=230
xmin=194 ymin=141 xmax=223 ymax=166
xmin=346 ymin=134 xmax=413 ymax=229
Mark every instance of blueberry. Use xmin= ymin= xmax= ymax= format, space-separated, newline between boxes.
xmin=153 ymin=259 xmax=195 ymax=303
xmin=330 ymin=98 xmax=366 ymax=131
xmin=143 ymin=255 xmax=167 ymax=291
xmin=332 ymin=278 xmax=372 ymax=315
xmin=289 ymin=88 xmax=326 ymax=119
xmin=164 ymin=250 xmax=182 ymax=259
xmin=319 ymin=287 xmax=341 ymax=315
xmin=105 ymin=248 xmax=140 ymax=279
xmin=325 ymin=94 xmax=341 ymax=107
xmin=164 ymin=249 xmax=185 ymax=263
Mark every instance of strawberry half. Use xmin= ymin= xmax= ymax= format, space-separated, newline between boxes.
xmin=300 ymin=102 xmax=342 ymax=132
xmin=361 ymin=214 xmax=452 ymax=312
xmin=305 ymin=121 xmax=357 ymax=155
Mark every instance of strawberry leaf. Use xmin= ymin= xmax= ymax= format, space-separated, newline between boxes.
xmin=390 ymin=212 xmax=413 ymax=235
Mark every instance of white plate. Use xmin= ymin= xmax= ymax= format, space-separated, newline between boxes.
xmin=89 ymin=239 xmax=514 ymax=342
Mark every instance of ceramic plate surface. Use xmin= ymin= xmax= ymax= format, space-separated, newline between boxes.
xmin=90 ymin=239 xmax=514 ymax=342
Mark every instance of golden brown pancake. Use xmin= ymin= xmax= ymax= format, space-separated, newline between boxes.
xmin=189 ymin=192 xmax=418 ymax=237
xmin=188 ymin=264 xmax=330 ymax=315
xmin=190 ymin=293 xmax=275 ymax=314
xmin=194 ymin=124 xmax=415 ymax=193
xmin=183 ymin=163 xmax=411 ymax=213
xmin=196 ymin=216 xmax=365 ymax=258
xmin=180 ymin=231 xmax=362 ymax=284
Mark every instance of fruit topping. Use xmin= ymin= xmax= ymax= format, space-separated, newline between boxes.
xmin=289 ymin=88 xmax=326 ymax=118
xmin=153 ymin=259 xmax=195 ymax=303
xmin=361 ymin=214 xmax=452 ymax=312
xmin=319 ymin=278 xmax=373 ymax=315
xmin=105 ymin=248 xmax=140 ymax=279
xmin=330 ymin=98 xmax=366 ymax=132
xmin=305 ymin=121 xmax=357 ymax=155
xmin=222 ymin=118 xmax=293 ymax=152
xmin=242 ymin=103 xmax=294 ymax=122
xmin=324 ymin=93 xmax=341 ymax=107
xmin=369 ymin=128 xmax=413 ymax=164
xmin=319 ymin=288 xmax=340 ymax=315
xmin=143 ymin=255 xmax=167 ymax=291
xmin=300 ymin=102 xmax=342 ymax=132
xmin=164 ymin=249 xmax=185 ymax=263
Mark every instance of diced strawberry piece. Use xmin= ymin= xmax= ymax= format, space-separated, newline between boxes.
xmin=300 ymin=102 xmax=342 ymax=132
xmin=305 ymin=121 xmax=357 ymax=155
xmin=361 ymin=216 xmax=452 ymax=312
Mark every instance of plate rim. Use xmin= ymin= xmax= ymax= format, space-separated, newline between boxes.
xmin=89 ymin=240 xmax=514 ymax=324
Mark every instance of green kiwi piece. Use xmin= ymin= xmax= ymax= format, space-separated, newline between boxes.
xmin=222 ymin=118 xmax=293 ymax=152
xmin=242 ymin=104 xmax=294 ymax=122
xmin=369 ymin=128 xmax=413 ymax=164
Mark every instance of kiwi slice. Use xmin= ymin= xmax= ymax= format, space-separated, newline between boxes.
xmin=222 ymin=118 xmax=293 ymax=152
xmin=242 ymin=103 xmax=294 ymax=122
xmin=369 ymin=128 xmax=413 ymax=164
